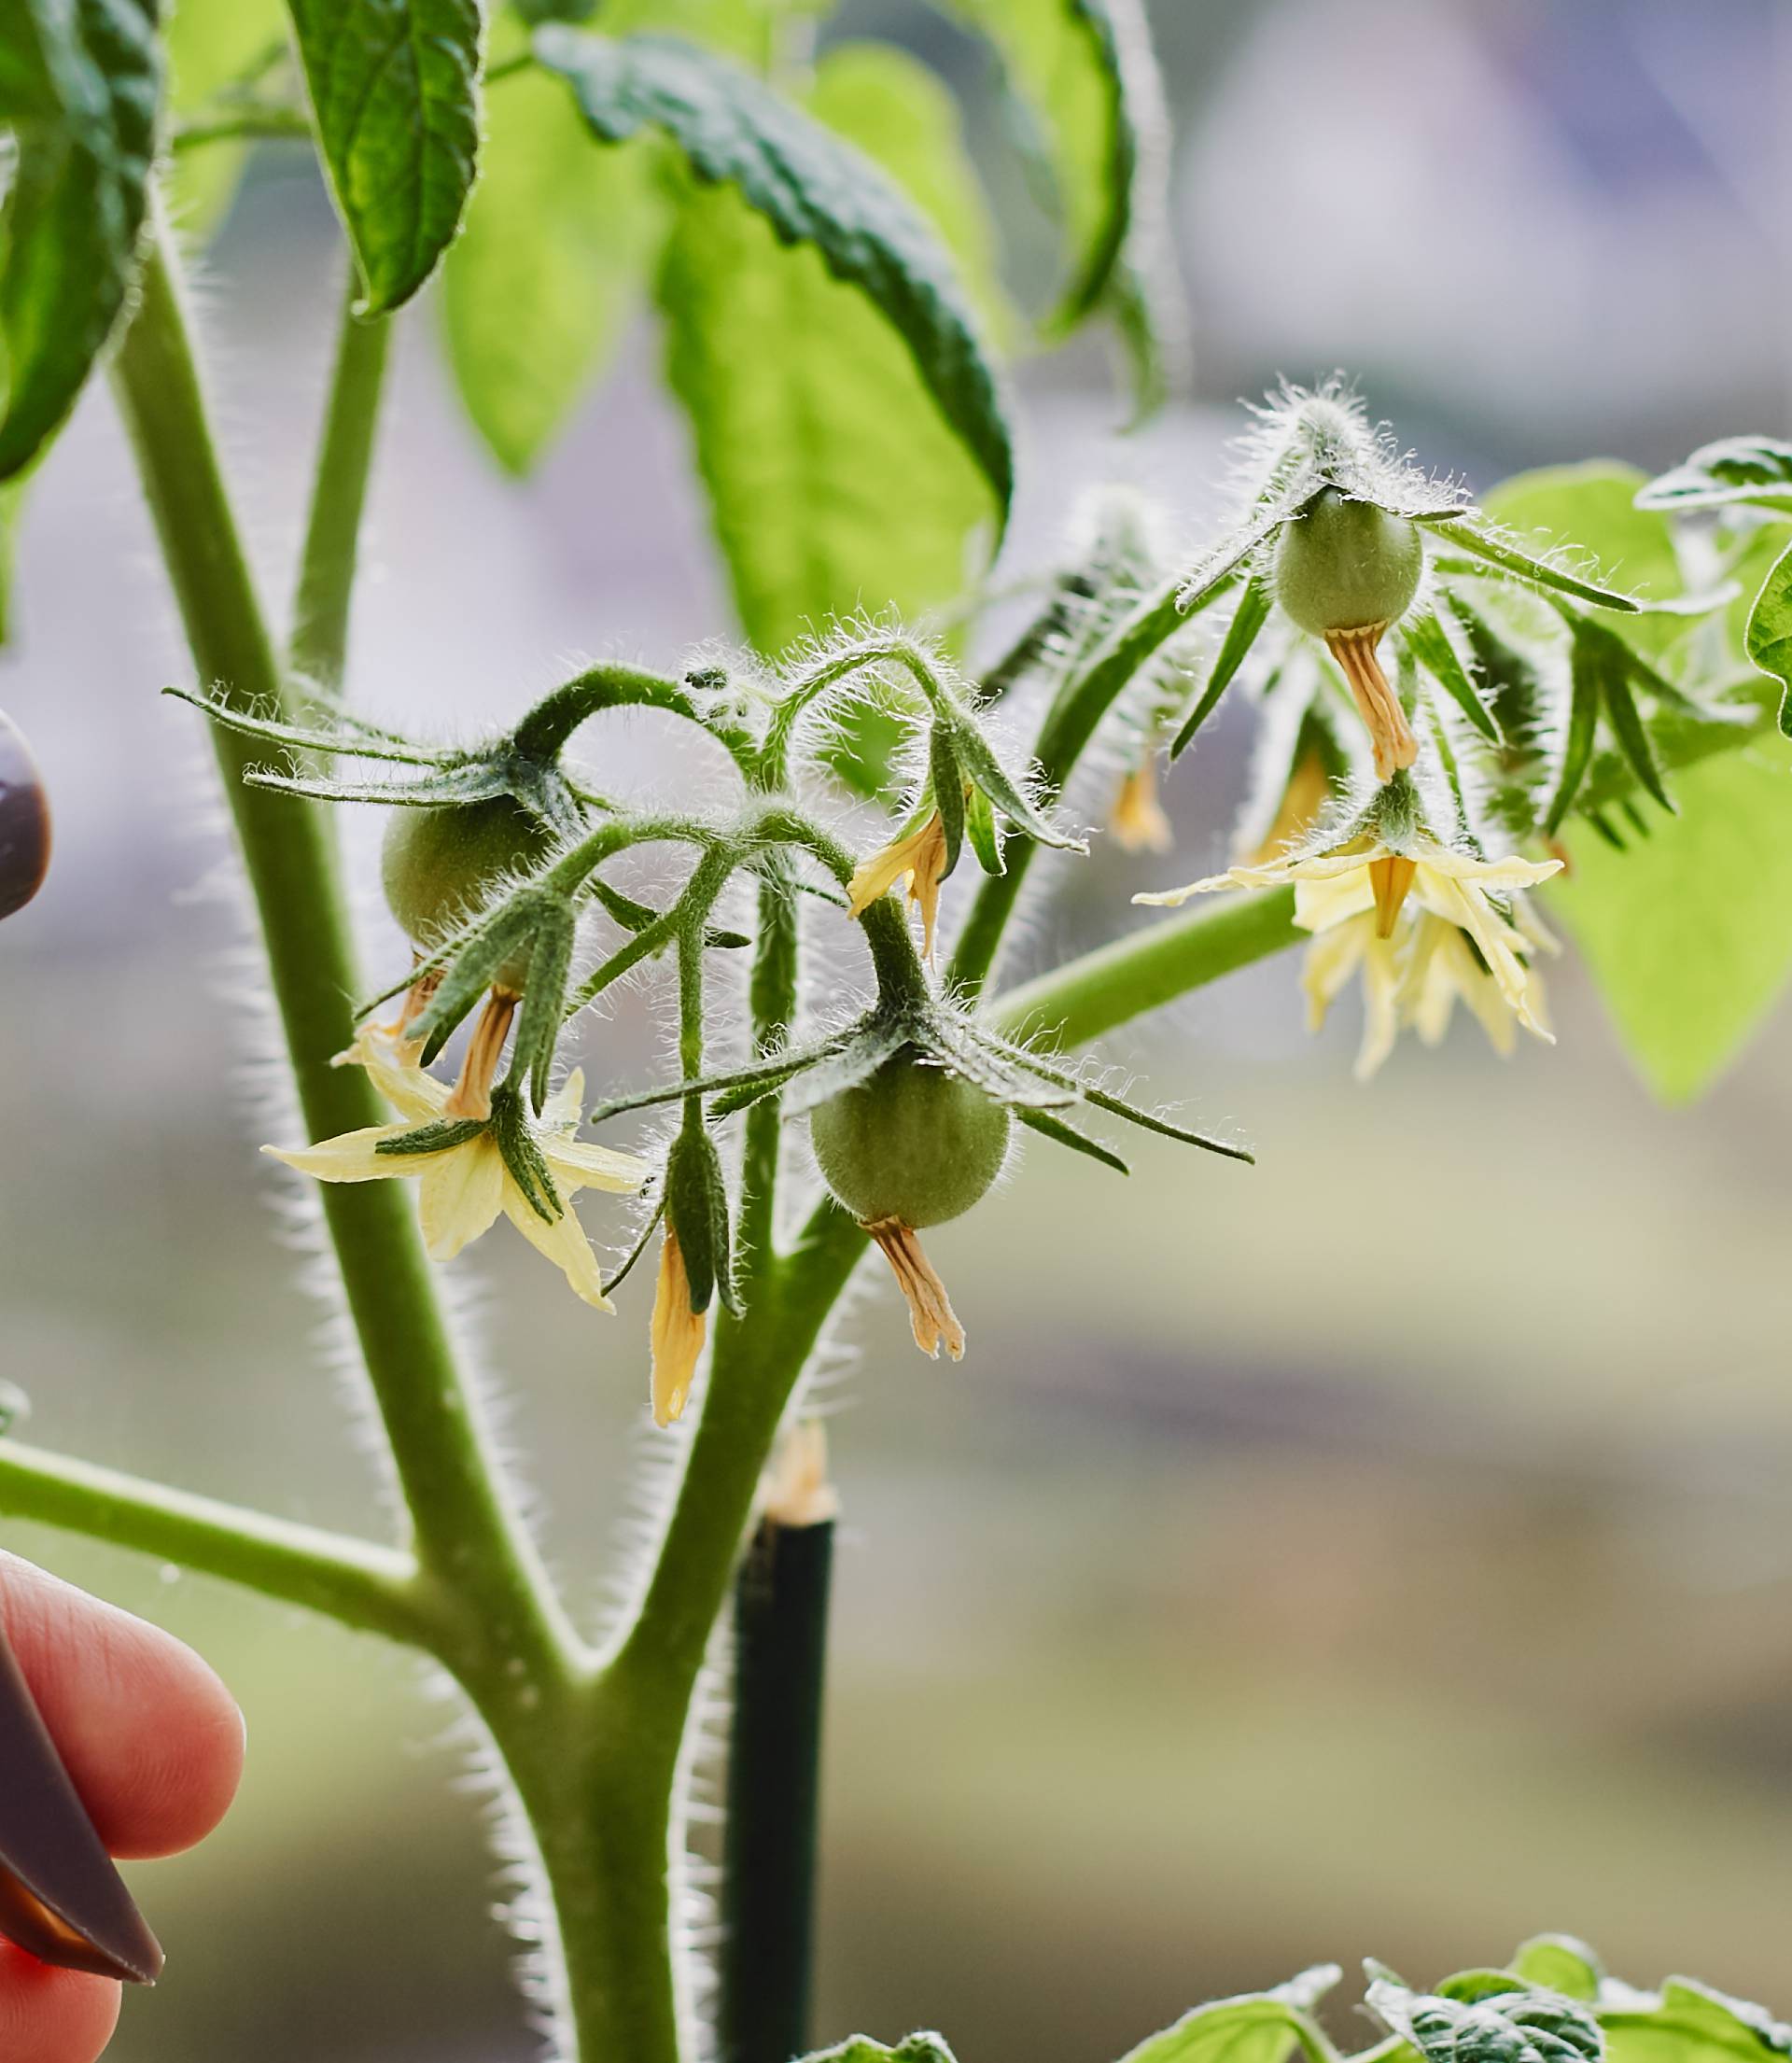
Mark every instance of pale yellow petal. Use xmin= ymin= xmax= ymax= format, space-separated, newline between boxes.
xmin=338 ymin=1024 xmax=451 ymax=1122
xmin=1415 ymin=846 xmax=1562 ymax=890
xmin=1133 ymin=869 xmax=1247 ymax=908
xmin=543 ymin=1136 xmax=651 ymax=1196
xmin=416 ymin=1137 xmax=506 ymax=1260
xmin=262 ymin=1126 xmax=416 ymax=1183
xmin=540 ymin=1067 xmax=586 ymax=1132
xmin=1300 ymin=914 xmax=1370 ymax=1032
xmin=1293 ymin=864 xmax=1376 ymax=934
xmin=501 ymin=1186 xmax=615 ymax=1311
xmin=1413 ymin=868 xmax=1530 ymax=1008
xmin=1354 ymin=935 xmax=1403 ymax=1081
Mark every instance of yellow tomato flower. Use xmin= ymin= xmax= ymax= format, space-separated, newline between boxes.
xmin=1137 ymin=830 xmax=1561 ymax=1075
xmin=1108 ymin=760 xmax=1174 ymax=854
xmin=264 ymin=1025 xmax=647 ymax=1309
xmin=847 ymin=810 xmax=950 ymax=960
xmin=649 ymin=1224 xmax=707 ymax=1428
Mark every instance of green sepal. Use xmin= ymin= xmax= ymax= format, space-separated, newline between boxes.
xmin=1013 ymin=1104 xmax=1128 ymax=1173
xmin=1418 ymin=515 xmax=1640 ymax=612
xmin=978 ymin=1032 xmax=1253 ymax=1162
xmin=1544 ymin=631 xmax=1603 ymax=837
xmin=1172 ymin=572 xmax=1272 ymax=759
xmin=374 ymin=1116 xmax=489 ymax=1158
xmin=950 ymin=714 xmax=1084 ymax=852
xmin=589 ymin=877 xmax=747 ymax=949
xmin=511 ymin=897 xmax=577 ymax=1111
xmin=602 ymin=1195 xmax=665 ymax=1299
xmin=963 ymin=779 xmax=1003 ymax=875
xmin=665 ymin=1118 xmax=736 ymax=1315
xmin=489 ymin=1084 xmax=563 ymax=1224
xmin=777 ymin=1018 xmax=912 ymax=1118
xmin=412 ymin=897 xmax=546 ymax=1064
xmin=1596 ymin=640 xmax=1673 ymax=815
xmin=1402 ymin=605 xmax=1498 ymax=742
xmin=1507 ymin=1937 xmax=1602 ymax=2001
xmin=929 ymin=723 xmax=966 ymax=877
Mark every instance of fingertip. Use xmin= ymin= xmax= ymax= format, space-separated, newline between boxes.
xmin=0 ymin=1554 xmax=245 ymax=1860
xmin=0 ymin=1943 xmax=121 ymax=2063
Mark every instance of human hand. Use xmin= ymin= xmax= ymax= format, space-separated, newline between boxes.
xmin=0 ymin=1553 xmax=243 ymax=2062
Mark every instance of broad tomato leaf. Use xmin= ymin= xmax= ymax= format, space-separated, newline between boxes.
xmin=1479 ymin=464 xmax=1682 ymax=656
xmin=654 ymin=41 xmax=1000 ymax=665
xmin=802 ymin=2040 xmax=958 ymax=2063
xmin=535 ymin=25 xmax=1014 ymax=529
xmin=929 ymin=0 xmax=1163 ymax=329
xmin=1508 ymin=1936 xmax=1602 ymax=2001
xmin=1743 ymin=537 xmax=1792 ymax=738
xmin=441 ymin=23 xmax=663 ymax=474
xmin=0 ymin=0 xmax=162 ymax=479
xmin=1367 ymin=1978 xmax=1602 ymax=2063
xmin=1117 ymin=1967 xmax=1342 ymax=2063
xmin=1636 ymin=436 xmax=1792 ymax=518
xmin=1549 ymin=731 xmax=1792 ymax=1103
xmin=1603 ymin=1979 xmax=1792 ymax=2063
xmin=284 ymin=0 xmax=484 ymax=314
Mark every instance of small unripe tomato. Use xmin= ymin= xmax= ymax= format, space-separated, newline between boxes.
xmin=381 ymin=797 xmax=553 ymax=989
xmin=808 ymin=1046 xmax=1011 ymax=1228
xmin=1274 ymin=488 xmax=1423 ymax=638
xmin=0 ymin=710 xmax=50 ymax=922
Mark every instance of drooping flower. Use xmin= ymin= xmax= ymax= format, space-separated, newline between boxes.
xmin=265 ymin=1017 xmax=646 ymax=1307
xmin=1137 ymin=818 xmax=1561 ymax=1075
xmin=847 ymin=810 xmax=951 ymax=960
xmin=649 ymin=1224 xmax=707 ymax=1427
xmin=1108 ymin=759 xmax=1174 ymax=853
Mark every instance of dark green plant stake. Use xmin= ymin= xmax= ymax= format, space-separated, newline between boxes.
xmin=0 ymin=711 xmax=49 ymax=920
xmin=721 ymin=1453 xmax=838 ymax=2063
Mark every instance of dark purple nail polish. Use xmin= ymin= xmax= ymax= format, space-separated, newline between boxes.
xmin=0 ymin=710 xmax=50 ymax=922
xmin=0 ymin=1621 xmax=162 ymax=1984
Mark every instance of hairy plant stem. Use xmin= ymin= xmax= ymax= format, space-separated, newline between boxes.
xmin=289 ymin=263 xmax=391 ymax=691
xmin=106 ymin=210 xmax=575 ymax=1677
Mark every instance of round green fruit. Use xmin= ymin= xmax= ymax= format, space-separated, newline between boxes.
xmin=381 ymin=797 xmax=553 ymax=989
xmin=808 ymin=1047 xmax=1011 ymax=1229
xmin=1274 ymin=488 xmax=1423 ymax=638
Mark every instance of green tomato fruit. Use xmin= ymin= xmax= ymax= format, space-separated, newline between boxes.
xmin=808 ymin=1046 xmax=1011 ymax=1229
xmin=381 ymin=797 xmax=553 ymax=989
xmin=1274 ymin=487 xmax=1423 ymax=638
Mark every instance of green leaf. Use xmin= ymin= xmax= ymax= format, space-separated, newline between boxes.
xmin=535 ymin=26 xmax=1014 ymax=527
xmin=1636 ymin=436 xmax=1792 ymax=517
xmin=801 ymin=2038 xmax=959 ymax=2063
xmin=0 ymin=0 xmax=163 ymax=479
xmin=1603 ymin=1980 xmax=1792 ymax=2063
xmin=1116 ymin=1967 xmax=1341 ymax=2063
xmin=1743 ymin=537 xmax=1792 ymax=738
xmin=1548 ymin=731 xmax=1792 ymax=1102
xmin=1367 ymin=1980 xmax=1602 ymax=2063
xmin=650 ymin=38 xmax=1001 ymax=685
xmin=441 ymin=34 xmax=662 ymax=473
xmin=163 ymin=0 xmax=285 ymax=241
xmin=1508 ymin=1937 xmax=1602 ymax=2001
xmin=930 ymin=0 xmax=1161 ymax=327
xmin=283 ymin=0 xmax=484 ymax=314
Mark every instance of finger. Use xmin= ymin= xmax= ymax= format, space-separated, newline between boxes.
xmin=0 ymin=1942 xmax=119 ymax=2063
xmin=0 ymin=1553 xmax=245 ymax=1860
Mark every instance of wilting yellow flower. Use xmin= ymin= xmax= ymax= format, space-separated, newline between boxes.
xmin=864 ymin=1217 xmax=965 ymax=1361
xmin=649 ymin=1224 xmax=707 ymax=1426
xmin=265 ymin=1025 xmax=646 ymax=1308
xmin=1138 ymin=831 xmax=1561 ymax=1076
xmin=1326 ymin=625 xmax=1418 ymax=784
xmin=1302 ymin=910 xmax=1405 ymax=1081
xmin=848 ymin=810 xmax=950 ymax=960
xmin=1403 ymin=896 xmax=1560 ymax=1058
xmin=1109 ymin=761 xmax=1173 ymax=854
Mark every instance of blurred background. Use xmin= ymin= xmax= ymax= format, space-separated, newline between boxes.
xmin=4 ymin=0 xmax=1792 ymax=2056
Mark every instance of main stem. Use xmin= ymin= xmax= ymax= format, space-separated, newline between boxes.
xmin=108 ymin=211 xmax=572 ymax=1674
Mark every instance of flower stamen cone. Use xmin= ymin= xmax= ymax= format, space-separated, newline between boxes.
xmin=865 ymin=1217 xmax=965 ymax=1362
xmin=446 ymin=989 xmax=519 ymax=1119
xmin=1368 ymin=853 xmax=1416 ymax=938
xmin=1109 ymin=761 xmax=1173 ymax=854
xmin=650 ymin=1223 xmax=707 ymax=1427
xmin=848 ymin=811 xmax=950 ymax=960
xmin=1327 ymin=626 xmax=1417 ymax=782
